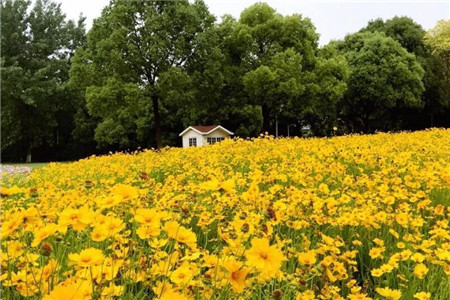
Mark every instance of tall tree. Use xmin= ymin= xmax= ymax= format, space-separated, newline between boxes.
xmin=70 ymin=0 xmax=215 ymax=149
xmin=1 ymin=0 xmax=86 ymax=162
xmin=229 ymin=3 xmax=319 ymax=133
xmin=332 ymin=32 xmax=425 ymax=132
xmin=425 ymin=20 xmax=450 ymax=116
xmin=302 ymin=48 xmax=349 ymax=135
xmin=362 ymin=17 xmax=428 ymax=57
xmin=361 ymin=16 xmax=448 ymax=128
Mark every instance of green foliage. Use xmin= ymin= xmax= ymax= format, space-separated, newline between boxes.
xmin=425 ymin=20 xmax=450 ymax=109
xmin=69 ymin=0 xmax=215 ymax=149
xmin=361 ymin=17 xmax=450 ymax=129
xmin=228 ymin=3 xmax=335 ymax=133
xmin=425 ymin=20 xmax=450 ymax=54
xmin=1 ymin=0 xmax=86 ymax=162
xmin=333 ymin=31 xmax=425 ymax=132
xmin=362 ymin=17 xmax=428 ymax=57
xmin=2 ymin=1 xmax=449 ymax=161
xmin=303 ymin=54 xmax=349 ymax=135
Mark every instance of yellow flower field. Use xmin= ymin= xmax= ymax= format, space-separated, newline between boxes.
xmin=1 ymin=129 xmax=449 ymax=299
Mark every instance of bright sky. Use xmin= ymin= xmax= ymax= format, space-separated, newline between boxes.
xmin=59 ymin=0 xmax=450 ymax=45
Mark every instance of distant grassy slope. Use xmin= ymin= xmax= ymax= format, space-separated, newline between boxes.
xmin=7 ymin=162 xmax=49 ymax=169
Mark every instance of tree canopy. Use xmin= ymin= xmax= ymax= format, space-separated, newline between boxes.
xmin=1 ymin=0 xmax=86 ymax=162
xmin=331 ymin=31 xmax=425 ymax=132
xmin=425 ymin=20 xmax=450 ymax=110
xmin=70 ymin=0 xmax=215 ymax=149
xmin=1 ymin=0 xmax=448 ymax=162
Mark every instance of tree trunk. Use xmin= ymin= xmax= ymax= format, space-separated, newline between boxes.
xmin=152 ymin=97 xmax=162 ymax=149
xmin=26 ymin=145 xmax=32 ymax=163
xmin=262 ymin=103 xmax=270 ymax=134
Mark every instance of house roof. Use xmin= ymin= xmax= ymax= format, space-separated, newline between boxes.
xmin=191 ymin=125 xmax=219 ymax=133
xmin=179 ymin=125 xmax=234 ymax=136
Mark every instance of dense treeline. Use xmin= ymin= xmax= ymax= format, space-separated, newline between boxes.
xmin=1 ymin=0 xmax=449 ymax=162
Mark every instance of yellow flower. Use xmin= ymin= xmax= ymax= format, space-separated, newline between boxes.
xmin=376 ymin=287 xmax=402 ymax=300
xmin=371 ymin=268 xmax=383 ymax=277
xmin=352 ymin=240 xmax=363 ymax=246
xmin=297 ymin=250 xmax=317 ymax=265
xmin=164 ymin=221 xmax=197 ymax=249
xmin=96 ymin=195 xmax=122 ymax=208
xmin=0 ymin=185 xmax=23 ymax=196
xmin=369 ymin=247 xmax=385 ymax=259
xmin=348 ymin=294 xmax=371 ymax=300
xmin=149 ymin=238 xmax=169 ymax=249
xmin=101 ymin=283 xmax=124 ymax=297
xmin=68 ymin=248 xmax=105 ymax=267
xmin=2 ymin=213 xmax=23 ymax=237
xmin=296 ymin=290 xmax=316 ymax=300
xmin=43 ymin=280 xmax=91 ymax=300
xmin=31 ymin=223 xmax=58 ymax=247
xmin=326 ymin=267 xmax=337 ymax=283
xmin=389 ymin=229 xmax=400 ymax=239
xmin=170 ymin=262 xmax=196 ymax=285
xmin=222 ymin=258 xmax=250 ymax=293
xmin=2 ymin=128 xmax=450 ymax=298
xmin=396 ymin=242 xmax=405 ymax=249
xmin=395 ymin=213 xmax=409 ymax=228
xmin=413 ymin=263 xmax=428 ymax=279
xmin=159 ymin=289 xmax=191 ymax=300
xmin=245 ymin=237 xmax=285 ymax=279
xmin=413 ymin=292 xmax=431 ymax=300
xmin=111 ymin=184 xmax=138 ymax=201
xmin=380 ymin=264 xmax=394 ymax=273
xmin=16 ymin=282 xmax=39 ymax=297
xmin=411 ymin=252 xmax=425 ymax=263
xmin=373 ymin=238 xmax=384 ymax=246
xmin=137 ymin=225 xmax=161 ymax=239
xmin=6 ymin=240 xmax=24 ymax=259
xmin=91 ymin=226 xmax=109 ymax=242
xmin=134 ymin=208 xmax=161 ymax=227
xmin=59 ymin=207 xmax=95 ymax=231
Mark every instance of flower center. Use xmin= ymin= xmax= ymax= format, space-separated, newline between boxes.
xmin=81 ymin=257 xmax=92 ymax=263
xmin=231 ymin=271 xmax=240 ymax=280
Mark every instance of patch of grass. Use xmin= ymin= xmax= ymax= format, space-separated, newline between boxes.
xmin=429 ymin=187 xmax=450 ymax=207
xmin=6 ymin=162 xmax=49 ymax=169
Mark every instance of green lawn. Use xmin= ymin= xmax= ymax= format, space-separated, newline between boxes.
xmin=4 ymin=162 xmax=49 ymax=169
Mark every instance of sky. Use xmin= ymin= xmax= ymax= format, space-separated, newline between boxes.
xmin=59 ymin=0 xmax=450 ymax=45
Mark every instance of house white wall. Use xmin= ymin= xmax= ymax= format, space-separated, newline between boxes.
xmin=182 ymin=130 xmax=204 ymax=148
xmin=181 ymin=128 xmax=232 ymax=148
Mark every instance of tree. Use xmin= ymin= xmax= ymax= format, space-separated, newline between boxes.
xmin=242 ymin=49 xmax=306 ymax=132
xmin=69 ymin=0 xmax=215 ymax=149
xmin=360 ymin=16 xmax=448 ymax=128
xmin=362 ymin=17 xmax=428 ymax=57
xmin=302 ymin=49 xmax=349 ymax=135
xmin=188 ymin=14 xmax=263 ymax=137
xmin=425 ymin=20 xmax=450 ymax=114
xmin=333 ymin=32 xmax=425 ymax=132
xmin=1 ymin=0 xmax=86 ymax=162
xmin=229 ymin=3 xmax=319 ymax=134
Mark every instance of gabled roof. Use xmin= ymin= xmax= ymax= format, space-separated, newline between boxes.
xmin=179 ymin=125 xmax=234 ymax=136
xmin=192 ymin=125 xmax=219 ymax=133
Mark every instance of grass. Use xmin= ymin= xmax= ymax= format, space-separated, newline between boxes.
xmin=5 ymin=162 xmax=50 ymax=169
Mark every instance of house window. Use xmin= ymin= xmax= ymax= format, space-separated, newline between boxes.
xmin=189 ymin=138 xmax=197 ymax=147
xmin=207 ymin=137 xmax=225 ymax=145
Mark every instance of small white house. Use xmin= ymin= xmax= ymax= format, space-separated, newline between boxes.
xmin=179 ymin=125 xmax=234 ymax=148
